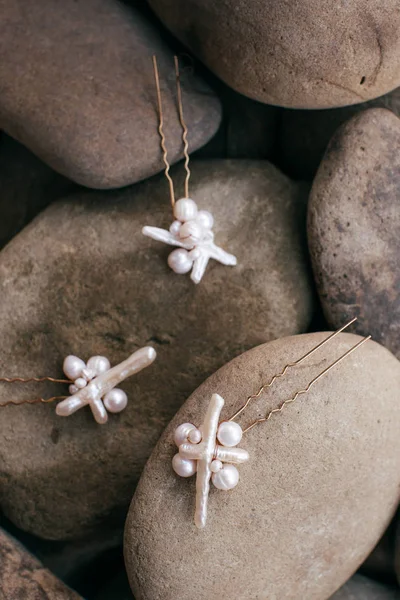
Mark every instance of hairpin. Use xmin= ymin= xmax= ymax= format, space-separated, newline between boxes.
xmin=142 ymin=56 xmax=237 ymax=284
xmin=171 ymin=318 xmax=371 ymax=528
xmin=0 ymin=347 xmax=156 ymax=424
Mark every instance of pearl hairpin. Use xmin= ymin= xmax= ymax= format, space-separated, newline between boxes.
xmin=0 ymin=347 xmax=157 ymax=424
xmin=172 ymin=320 xmax=371 ymax=528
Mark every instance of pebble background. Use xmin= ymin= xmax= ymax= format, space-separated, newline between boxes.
xmin=0 ymin=0 xmax=399 ymax=599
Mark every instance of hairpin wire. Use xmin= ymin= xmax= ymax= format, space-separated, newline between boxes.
xmin=0 ymin=375 xmax=71 ymax=407
xmin=241 ymin=333 xmax=371 ymax=434
xmin=174 ymin=55 xmax=191 ymax=199
xmin=228 ymin=317 xmax=358 ymax=422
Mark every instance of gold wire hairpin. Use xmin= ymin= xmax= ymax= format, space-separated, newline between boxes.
xmin=142 ymin=56 xmax=237 ymax=284
xmin=0 ymin=348 xmax=156 ymax=424
xmin=171 ymin=318 xmax=371 ymax=528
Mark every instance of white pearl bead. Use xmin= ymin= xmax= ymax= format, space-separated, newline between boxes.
xmin=210 ymin=459 xmax=223 ymax=473
xmin=172 ymin=453 xmax=197 ymax=477
xmin=169 ymin=220 xmax=182 ymax=236
xmin=69 ymin=384 xmax=79 ymax=395
xmin=217 ymin=421 xmax=243 ymax=447
xmin=173 ymin=198 xmax=198 ymax=222
xmin=168 ymin=249 xmax=193 ymax=274
xmin=196 ymin=210 xmax=214 ymax=230
xmin=174 ymin=423 xmax=197 ymax=447
xmin=178 ymin=221 xmax=203 ymax=244
xmin=74 ymin=377 xmax=87 ymax=389
xmin=212 ymin=464 xmax=239 ymax=490
xmin=103 ymin=388 xmax=128 ymax=413
xmin=87 ymin=356 xmax=111 ymax=376
xmin=63 ymin=355 xmax=86 ymax=380
xmin=188 ymin=428 xmax=202 ymax=444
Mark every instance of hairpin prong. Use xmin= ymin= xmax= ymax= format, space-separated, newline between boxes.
xmin=228 ymin=317 xmax=358 ymax=422
xmin=241 ymin=334 xmax=371 ymax=433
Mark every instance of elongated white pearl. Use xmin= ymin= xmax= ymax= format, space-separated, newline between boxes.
xmin=179 ymin=221 xmax=203 ymax=244
xmin=196 ymin=210 xmax=214 ymax=230
xmin=172 ymin=453 xmax=197 ymax=477
xmin=168 ymin=249 xmax=193 ymax=274
xmin=217 ymin=421 xmax=243 ymax=447
xmin=103 ymin=388 xmax=128 ymax=413
xmin=174 ymin=198 xmax=198 ymax=222
xmin=63 ymin=355 xmax=86 ymax=380
xmin=87 ymin=356 xmax=111 ymax=376
xmin=210 ymin=459 xmax=223 ymax=473
xmin=174 ymin=423 xmax=197 ymax=447
xmin=212 ymin=464 xmax=239 ymax=490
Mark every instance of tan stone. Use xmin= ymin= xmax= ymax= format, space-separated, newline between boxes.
xmin=0 ymin=0 xmax=221 ymax=188
xmin=148 ymin=0 xmax=400 ymax=108
xmin=0 ymin=528 xmax=82 ymax=599
xmin=0 ymin=160 xmax=314 ymax=540
xmin=125 ymin=332 xmax=400 ymax=600
xmin=308 ymin=108 xmax=400 ymax=359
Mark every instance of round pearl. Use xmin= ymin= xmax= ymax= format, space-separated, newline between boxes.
xmin=169 ymin=220 xmax=182 ymax=236
xmin=174 ymin=198 xmax=198 ymax=222
xmin=103 ymin=388 xmax=128 ymax=413
xmin=179 ymin=221 xmax=203 ymax=245
xmin=87 ymin=356 xmax=111 ymax=376
xmin=212 ymin=464 xmax=239 ymax=490
xmin=188 ymin=428 xmax=202 ymax=444
xmin=217 ymin=421 xmax=243 ymax=447
xmin=74 ymin=377 xmax=87 ymax=389
xmin=168 ymin=249 xmax=193 ymax=274
xmin=69 ymin=384 xmax=79 ymax=395
xmin=174 ymin=423 xmax=197 ymax=447
xmin=210 ymin=459 xmax=223 ymax=473
xmin=63 ymin=355 xmax=86 ymax=380
xmin=172 ymin=453 xmax=197 ymax=477
xmin=196 ymin=210 xmax=214 ymax=230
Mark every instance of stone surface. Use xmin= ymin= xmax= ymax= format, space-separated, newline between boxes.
xmin=148 ymin=0 xmax=400 ymax=109
xmin=0 ymin=0 xmax=221 ymax=189
xmin=0 ymin=159 xmax=314 ymax=540
xmin=308 ymin=108 xmax=400 ymax=359
xmin=0 ymin=527 xmax=82 ymax=599
xmin=125 ymin=332 xmax=400 ymax=600
xmin=0 ymin=134 xmax=76 ymax=250
xmin=330 ymin=575 xmax=400 ymax=599
xmin=278 ymin=87 xmax=400 ymax=180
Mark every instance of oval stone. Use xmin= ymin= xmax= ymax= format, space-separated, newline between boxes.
xmin=0 ymin=527 xmax=82 ymax=599
xmin=0 ymin=160 xmax=314 ymax=540
xmin=125 ymin=332 xmax=400 ymax=599
xmin=148 ymin=0 xmax=400 ymax=108
xmin=0 ymin=0 xmax=221 ymax=188
xmin=308 ymin=108 xmax=400 ymax=359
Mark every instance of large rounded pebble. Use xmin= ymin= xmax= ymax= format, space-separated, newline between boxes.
xmin=0 ymin=527 xmax=82 ymax=599
xmin=125 ymin=332 xmax=400 ymax=599
xmin=0 ymin=0 xmax=221 ymax=188
xmin=308 ymin=108 xmax=400 ymax=359
xmin=330 ymin=574 xmax=400 ymax=599
xmin=148 ymin=0 xmax=400 ymax=108
xmin=278 ymin=87 xmax=400 ymax=180
xmin=0 ymin=160 xmax=313 ymax=540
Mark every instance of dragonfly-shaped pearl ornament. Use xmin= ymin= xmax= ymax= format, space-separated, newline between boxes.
xmin=142 ymin=198 xmax=237 ymax=284
xmin=56 ymin=347 xmax=156 ymax=424
xmin=172 ymin=393 xmax=249 ymax=528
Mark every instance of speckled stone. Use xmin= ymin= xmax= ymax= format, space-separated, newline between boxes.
xmin=0 ymin=528 xmax=82 ymax=599
xmin=0 ymin=0 xmax=221 ymax=188
xmin=278 ymin=87 xmax=400 ymax=180
xmin=330 ymin=574 xmax=400 ymax=599
xmin=125 ymin=332 xmax=400 ymax=600
xmin=308 ymin=108 xmax=400 ymax=359
xmin=0 ymin=160 xmax=314 ymax=540
xmin=148 ymin=0 xmax=400 ymax=108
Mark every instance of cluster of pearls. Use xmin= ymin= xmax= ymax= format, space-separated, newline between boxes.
xmin=172 ymin=419 xmax=244 ymax=490
xmin=167 ymin=198 xmax=215 ymax=275
xmin=63 ymin=355 xmax=128 ymax=413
